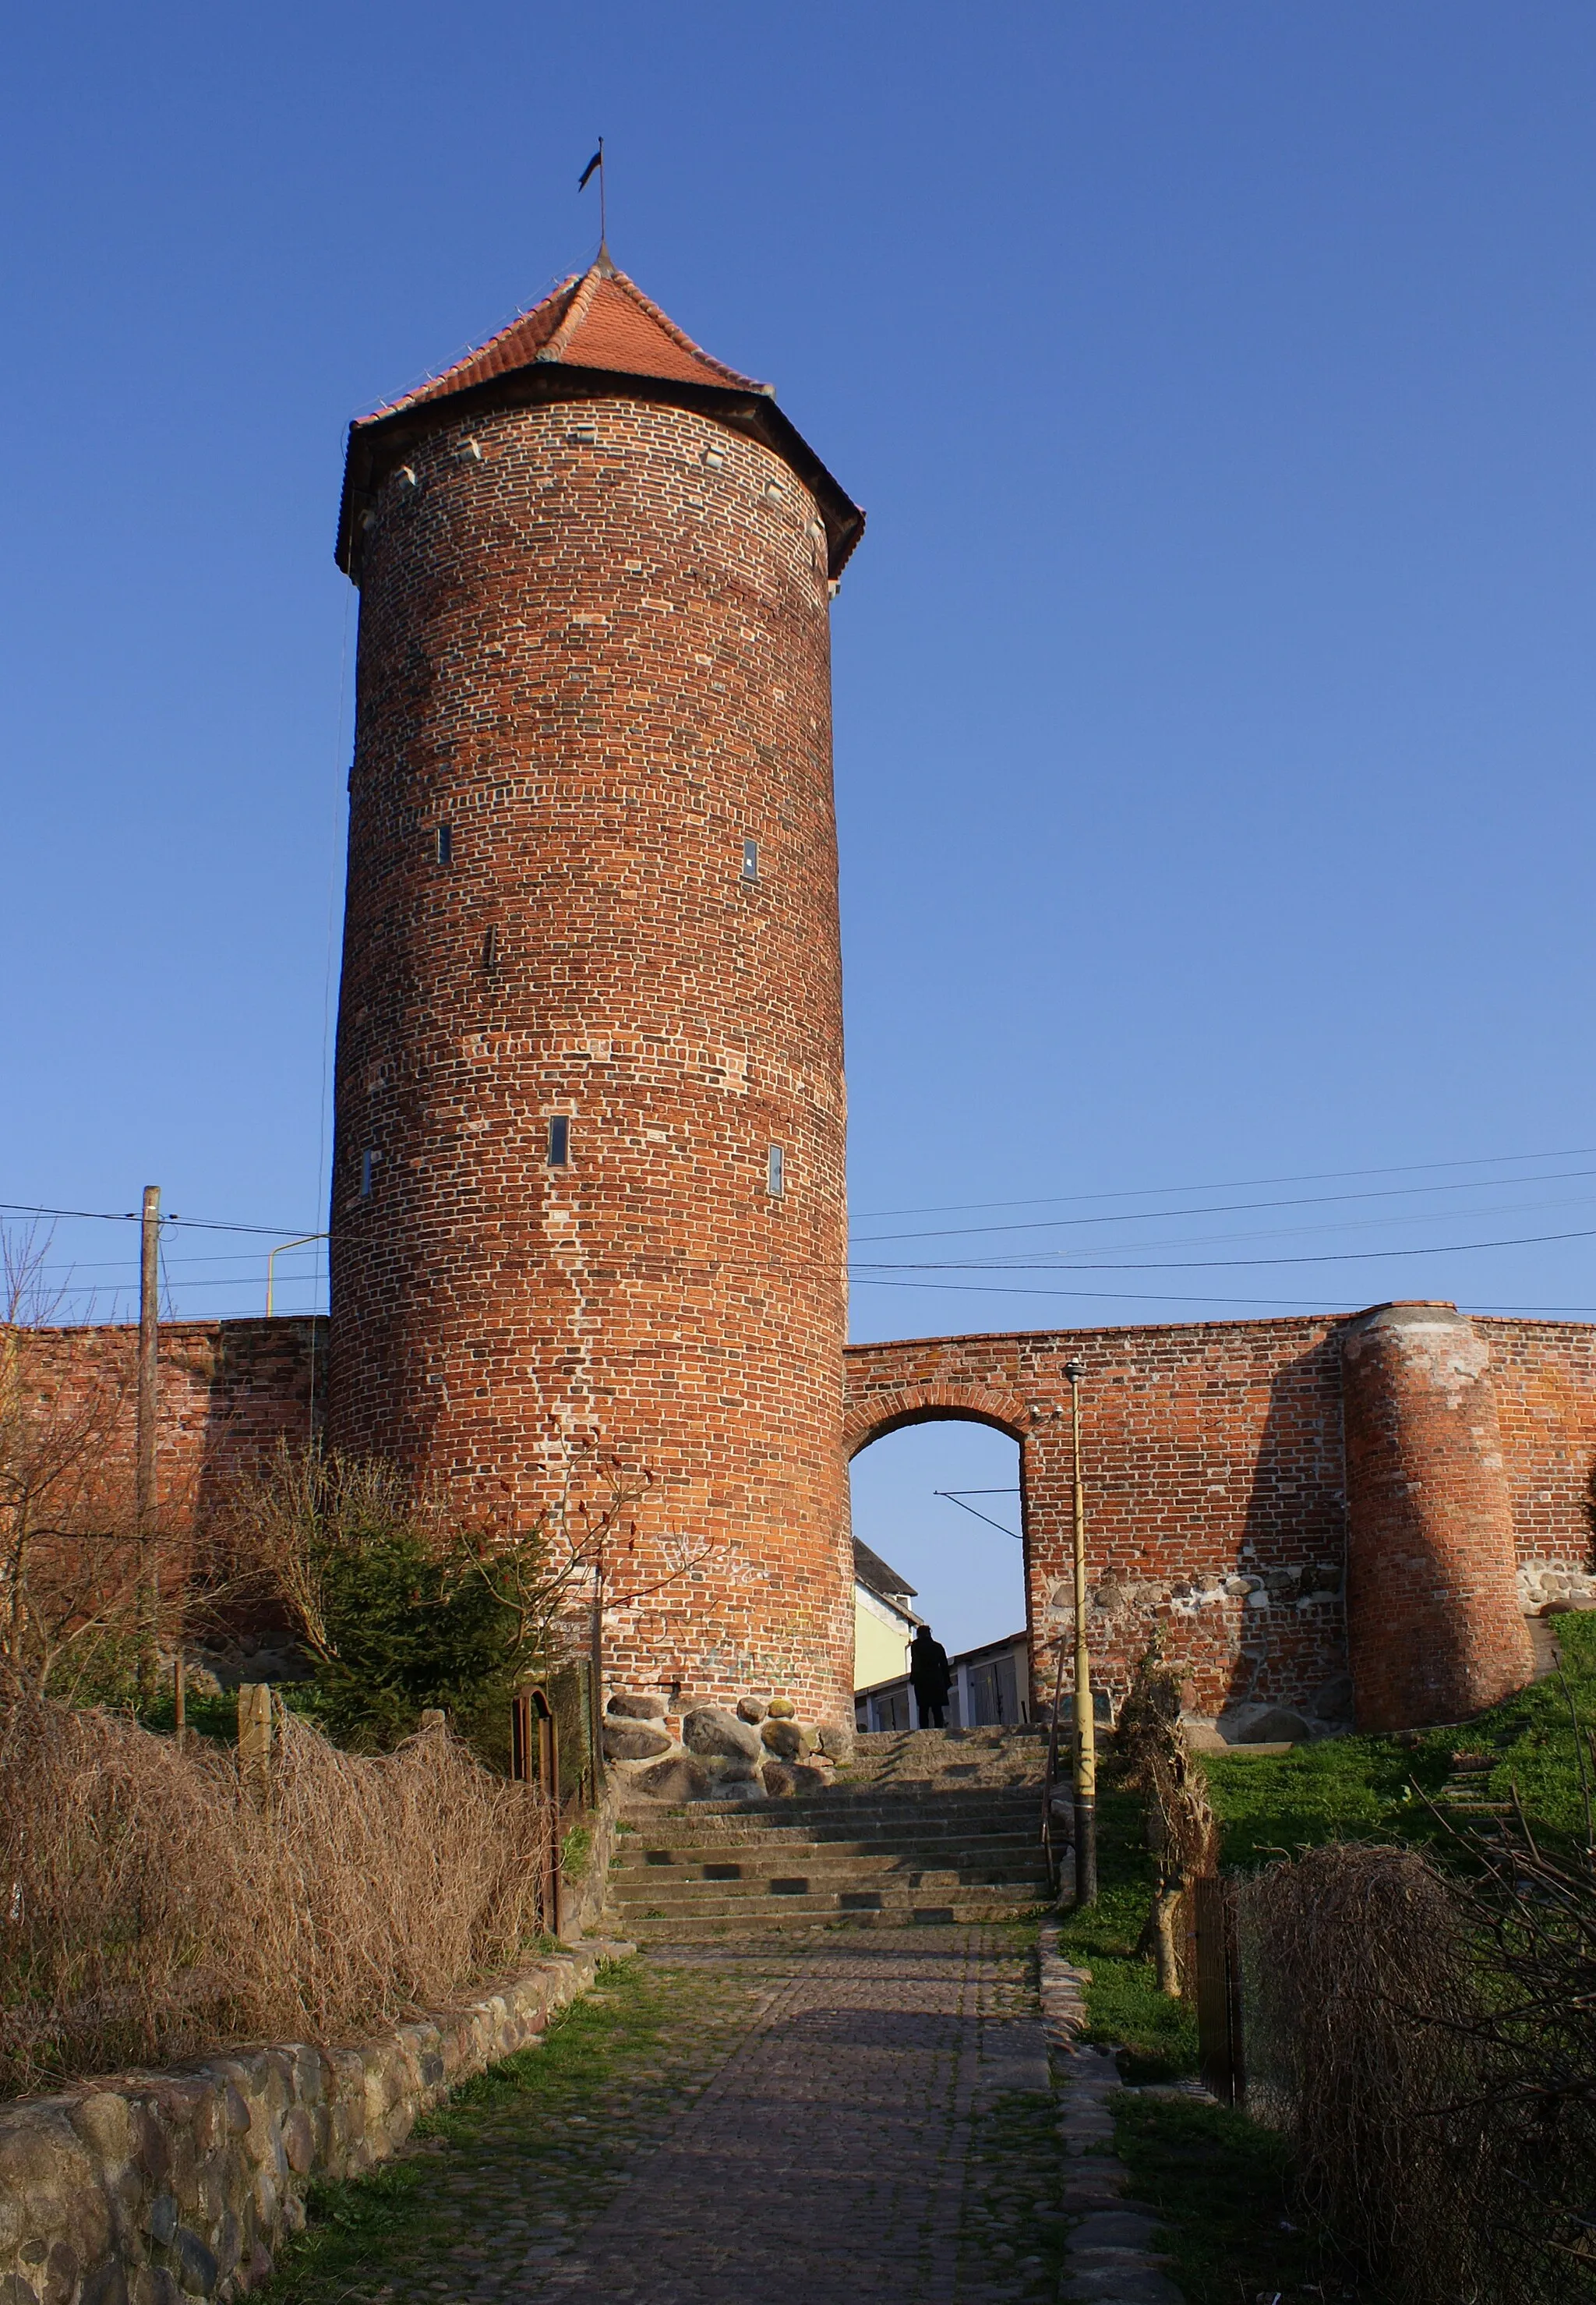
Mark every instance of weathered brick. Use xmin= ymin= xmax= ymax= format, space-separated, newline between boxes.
xmin=325 ymin=278 xmax=860 ymax=1726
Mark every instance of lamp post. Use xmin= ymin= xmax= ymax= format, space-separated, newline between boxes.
xmin=1065 ymin=1356 xmax=1097 ymax=1906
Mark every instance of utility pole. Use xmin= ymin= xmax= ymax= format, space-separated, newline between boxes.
xmin=1065 ymin=1357 xmax=1098 ymax=1905
xmin=136 ymin=1185 xmax=161 ymax=1706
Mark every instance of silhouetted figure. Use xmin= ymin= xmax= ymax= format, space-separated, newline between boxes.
xmin=910 ymin=1626 xmax=952 ymax=1728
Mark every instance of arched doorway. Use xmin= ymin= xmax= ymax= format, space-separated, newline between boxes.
xmin=846 ymin=1402 xmax=1030 ymax=1733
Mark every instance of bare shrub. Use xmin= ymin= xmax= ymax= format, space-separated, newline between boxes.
xmin=1118 ymin=1634 xmax=1219 ymax=1992
xmin=1441 ymin=1803 xmax=1596 ymax=2295
xmin=0 ymin=1669 xmax=550 ymax=2099
xmin=1240 ymin=1837 xmax=1595 ymax=2305
xmin=220 ymin=1439 xmax=656 ymax=1755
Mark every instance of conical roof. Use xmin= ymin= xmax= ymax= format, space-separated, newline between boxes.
xmin=337 ymin=258 xmax=863 ymax=579
xmin=368 ymin=259 xmax=770 ymax=419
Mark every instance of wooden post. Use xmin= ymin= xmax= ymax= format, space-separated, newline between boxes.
xmin=1193 ymin=1873 xmax=1245 ymax=2105
xmin=238 ymin=1682 xmax=274 ymax=1818
xmin=588 ymin=1550 xmax=605 ymax=1805
xmin=172 ymin=1651 xmax=187 ymax=1750
xmin=136 ymin=1185 xmax=161 ymax=1706
xmin=1040 ymin=1635 xmax=1068 ymax=1894
xmin=511 ymin=1685 xmax=562 ymax=1934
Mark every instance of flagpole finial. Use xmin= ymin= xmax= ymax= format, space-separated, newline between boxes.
xmin=579 ymin=138 xmax=611 ymax=269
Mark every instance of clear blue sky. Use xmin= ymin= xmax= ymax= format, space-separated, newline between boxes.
xmin=5 ymin=3 xmax=1594 ymax=1651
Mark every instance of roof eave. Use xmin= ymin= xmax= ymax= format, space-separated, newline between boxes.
xmin=336 ymin=362 xmax=864 ymax=582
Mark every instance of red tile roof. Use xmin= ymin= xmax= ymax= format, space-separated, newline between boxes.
xmin=337 ymin=257 xmax=863 ymax=581
xmin=363 ymin=260 xmax=770 ymax=426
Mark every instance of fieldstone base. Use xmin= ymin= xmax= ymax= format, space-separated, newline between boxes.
xmin=0 ymin=1938 xmax=631 ymax=2305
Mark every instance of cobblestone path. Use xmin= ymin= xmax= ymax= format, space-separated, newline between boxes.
xmin=271 ymin=1925 xmax=1067 ymax=2305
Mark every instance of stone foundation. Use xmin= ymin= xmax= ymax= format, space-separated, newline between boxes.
xmin=0 ymin=1939 xmax=627 ymax=2304
xmin=601 ymin=1690 xmax=853 ymax=1802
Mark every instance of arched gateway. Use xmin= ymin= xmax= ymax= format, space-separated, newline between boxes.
xmin=845 ymin=1310 xmax=1555 ymax=1735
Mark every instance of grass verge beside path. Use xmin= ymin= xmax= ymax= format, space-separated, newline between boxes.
xmin=260 ymin=1953 xmax=756 ymax=2305
xmin=1053 ymin=1784 xmax=1198 ymax=2081
xmin=1112 ymin=2095 xmax=1389 ymax=2305
xmin=1054 ymin=1617 xmax=1596 ymax=2301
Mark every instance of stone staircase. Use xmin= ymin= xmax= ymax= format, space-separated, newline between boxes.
xmin=599 ymin=1724 xmax=1054 ymax=1943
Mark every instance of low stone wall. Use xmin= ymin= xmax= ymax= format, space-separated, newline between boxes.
xmin=0 ymin=1936 xmax=628 ymax=2305
xmin=600 ymin=1690 xmax=853 ymax=1802
xmin=559 ymin=1777 xmax=623 ymax=1935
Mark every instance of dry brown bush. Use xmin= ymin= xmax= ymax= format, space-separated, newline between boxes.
xmin=1118 ymin=1635 xmax=1219 ymax=1992
xmin=0 ymin=1669 xmax=551 ymax=2100
xmin=1241 ymin=1837 xmax=1594 ymax=2305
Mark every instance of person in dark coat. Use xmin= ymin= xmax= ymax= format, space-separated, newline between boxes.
xmin=909 ymin=1625 xmax=953 ymax=1728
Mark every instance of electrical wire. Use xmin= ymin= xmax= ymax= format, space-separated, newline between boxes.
xmin=850 ymin=1165 xmax=1596 ymax=1245
xmin=0 ymin=1201 xmax=317 ymax=1237
xmin=847 ymin=1144 xmax=1596 ymax=1226
xmin=855 ymin=1192 xmax=1596 ymax=1266
xmin=934 ymin=1489 xmax=1022 ymax=1540
xmin=850 ymin=1220 xmax=1596 ymax=1278
xmin=850 ymin=1277 xmax=1596 ymax=1314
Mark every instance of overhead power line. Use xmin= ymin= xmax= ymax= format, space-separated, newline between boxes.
xmin=848 ymin=1144 xmax=1596 ymax=1226
xmin=851 ymin=1278 xmax=1596 ymax=1314
xmin=853 ymin=1190 xmax=1596 ymax=1265
xmin=935 ymin=1489 xmax=1022 ymax=1540
xmin=850 ymin=1165 xmax=1596 ymax=1245
xmin=850 ymin=1220 xmax=1596 ymax=1278
xmin=0 ymin=1200 xmax=317 ymax=1238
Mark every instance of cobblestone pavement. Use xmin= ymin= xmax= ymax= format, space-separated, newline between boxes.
xmin=276 ymin=1925 xmax=1066 ymax=2305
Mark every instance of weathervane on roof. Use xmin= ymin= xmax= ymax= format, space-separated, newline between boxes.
xmin=578 ymin=140 xmax=610 ymax=270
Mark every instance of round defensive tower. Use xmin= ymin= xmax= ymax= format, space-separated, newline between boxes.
xmin=1341 ymin=1299 xmax=1534 ymax=1730
xmin=328 ymin=257 xmax=864 ymax=1730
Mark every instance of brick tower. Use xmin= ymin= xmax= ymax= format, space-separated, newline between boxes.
xmin=329 ymin=257 xmax=864 ymax=1731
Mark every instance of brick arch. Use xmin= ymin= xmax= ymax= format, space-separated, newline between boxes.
xmin=842 ymin=1381 xmax=1032 ymax=1462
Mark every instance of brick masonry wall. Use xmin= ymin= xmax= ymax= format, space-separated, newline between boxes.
xmin=1342 ymin=1304 xmax=1536 ymax=1729
xmin=5 ymin=1318 xmax=323 ymax=1534
xmin=328 ymin=389 xmax=852 ymax=1727
xmin=1479 ymin=1317 xmax=1596 ymax=1575
xmin=20 ymin=1303 xmax=1594 ymax=1731
xmin=844 ymin=1321 xmax=1351 ymax=1721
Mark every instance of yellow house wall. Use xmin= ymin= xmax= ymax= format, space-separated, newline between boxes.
xmin=853 ymin=1590 xmax=911 ymax=1692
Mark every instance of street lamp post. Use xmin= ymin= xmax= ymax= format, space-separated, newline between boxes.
xmin=1065 ymin=1357 xmax=1097 ymax=1906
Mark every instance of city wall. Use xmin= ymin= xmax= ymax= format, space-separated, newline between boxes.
xmin=12 ymin=1304 xmax=1595 ymax=1731
xmin=842 ymin=1307 xmax=1596 ymax=1730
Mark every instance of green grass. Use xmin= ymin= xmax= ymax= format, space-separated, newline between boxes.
xmin=1206 ymin=1610 xmax=1596 ymax=1867
xmin=1056 ymin=1785 xmax=1199 ymax=2081
xmin=1056 ymin=1621 xmax=1596 ymax=2302
xmin=260 ymin=1953 xmax=757 ymax=2303
xmin=1112 ymin=2093 xmax=1388 ymax=2305
xmin=1204 ymin=1732 xmax=1447 ymax=1866
xmin=959 ymin=2082 xmax=1071 ymax=2303
xmin=1054 ymin=1617 xmax=1596 ymax=2095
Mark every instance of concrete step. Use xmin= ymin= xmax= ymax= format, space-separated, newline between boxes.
xmin=616 ymin=1801 xmax=1042 ymax=1841
xmin=608 ymin=1853 xmax=1031 ymax=1890
xmin=606 ymin=1754 xmax=1050 ymax=1941
xmin=608 ymin=1886 xmax=1050 ymax=1939
xmin=622 ymin=1792 xmax=1042 ymax=1817
xmin=613 ymin=1834 xmax=1045 ymax=1872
